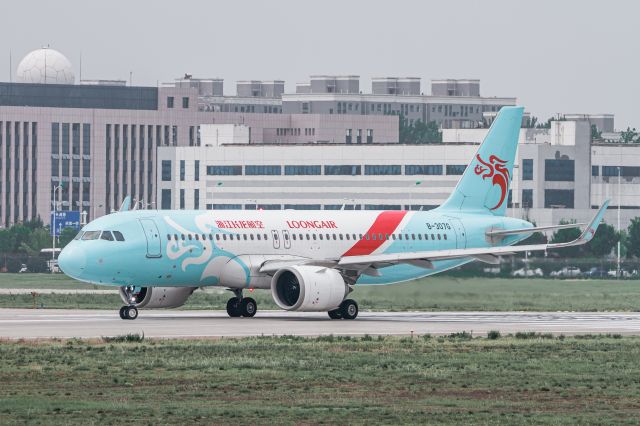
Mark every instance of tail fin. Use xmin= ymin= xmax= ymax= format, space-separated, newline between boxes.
xmin=438 ymin=106 xmax=523 ymax=216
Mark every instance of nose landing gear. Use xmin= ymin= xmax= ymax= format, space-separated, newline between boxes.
xmin=119 ymin=305 xmax=138 ymax=320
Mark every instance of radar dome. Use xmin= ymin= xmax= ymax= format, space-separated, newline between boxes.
xmin=16 ymin=47 xmax=75 ymax=84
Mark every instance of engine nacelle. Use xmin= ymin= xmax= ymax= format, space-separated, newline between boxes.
xmin=271 ymin=266 xmax=348 ymax=312
xmin=119 ymin=286 xmax=197 ymax=309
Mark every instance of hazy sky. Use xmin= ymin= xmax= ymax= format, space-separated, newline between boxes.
xmin=1 ymin=0 xmax=636 ymax=129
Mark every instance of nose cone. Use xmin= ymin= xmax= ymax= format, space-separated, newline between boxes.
xmin=58 ymin=244 xmax=86 ymax=279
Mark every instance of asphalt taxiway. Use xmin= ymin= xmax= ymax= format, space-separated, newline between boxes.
xmin=1 ymin=309 xmax=640 ymax=339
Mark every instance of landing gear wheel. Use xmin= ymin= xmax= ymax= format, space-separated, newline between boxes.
xmin=226 ymin=297 xmax=242 ymax=317
xmin=328 ymin=309 xmax=342 ymax=319
xmin=119 ymin=306 xmax=127 ymax=319
xmin=339 ymin=299 xmax=358 ymax=320
xmin=125 ymin=306 xmax=138 ymax=320
xmin=240 ymin=297 xmax=257 ymax=317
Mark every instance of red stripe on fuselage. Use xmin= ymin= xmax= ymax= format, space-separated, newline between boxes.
xmin=342 ymin=211 xmax=408 ymax=256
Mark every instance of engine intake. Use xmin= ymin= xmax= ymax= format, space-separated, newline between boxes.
xmin=271 ymin=266 xmax=348 ymax=311
xmin=119 ymin=286 xmax=196 ymax=309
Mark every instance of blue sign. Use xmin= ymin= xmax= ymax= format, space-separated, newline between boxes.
xmin=50 ymin=211 xmax=81 ymax=237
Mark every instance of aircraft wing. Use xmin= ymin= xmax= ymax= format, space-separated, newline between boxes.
xmin=338 ymin=200 xmax=609 ymax=271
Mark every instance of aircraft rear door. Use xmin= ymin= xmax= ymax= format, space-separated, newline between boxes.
xmin=139 ymin=218 xmax=162 ymax=258
xmin=448 ymin=217 xmax=467 ymax=249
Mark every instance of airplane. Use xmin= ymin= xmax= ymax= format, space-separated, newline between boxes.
xmin=58 ymin=106 xmax=609 ymax=321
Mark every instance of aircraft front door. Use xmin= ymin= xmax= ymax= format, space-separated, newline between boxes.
xmin=139 ymin=218 xmax=162 ymax=258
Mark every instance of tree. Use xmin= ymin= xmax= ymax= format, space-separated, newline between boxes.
xmin=626 ymin=218 xmax=640 ymax=258
xmin=587 ymin=222 xmax=618 ymax=257
xmin=591 ymin=124 xmax=602 ymax=141
xmin=399 ymin=115 xmax=442 ymax=144
xmin=551 ymin=220 xmax=582 ymax=258
xmin=20 ymin=228 xmax=51 ymax=256
xmin=515 ymin=230 xmax=547 ymax=257
xmin=58 ymin=227 xmax=78 ymax=248
xmin=620 ymin=127 xmax=639 ymax=144
xmin=523 ymin=116 xmax=538 ymax=129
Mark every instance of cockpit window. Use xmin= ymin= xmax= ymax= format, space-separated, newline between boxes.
xmin=74 ymin=231 xmax=84 ymax=240
xmin=100 ymin=231 xmax=114 ymax=241
xmin=113 ymin=231 xmax=125 ymax=241
xmin=81 ymin=231 xmax=101 ymax=240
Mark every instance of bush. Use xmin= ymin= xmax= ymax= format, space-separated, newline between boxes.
xmin=448 ymin=331 xmax=473 ymax=340
xmin=25 ymin=257 xmax=48 ymax=273
xmin=487 ymin=330 xmax=501 ymax=340
xmin=5 ymin=257 xmax=24 ymax=273
xmin=101 ymin=333 xmax=145 ymax=343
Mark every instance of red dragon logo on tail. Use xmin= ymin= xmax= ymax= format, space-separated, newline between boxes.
xmin=473 ymin=154 xmax=510 ymax=210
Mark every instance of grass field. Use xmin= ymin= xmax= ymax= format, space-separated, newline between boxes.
xmin=0 ymin=335 xmax=639 ymax=425
xmin=1 ymin=273 xmax=640 ymax=311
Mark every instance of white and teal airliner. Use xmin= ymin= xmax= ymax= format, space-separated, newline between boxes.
xmin=58 ymin=106 xmax=609 ymax=320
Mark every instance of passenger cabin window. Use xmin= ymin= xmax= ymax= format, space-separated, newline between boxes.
xmin=82 ymin=231 xmax=101 ymax=240
xmin=113 ymin=231 xmax=125 ymax=241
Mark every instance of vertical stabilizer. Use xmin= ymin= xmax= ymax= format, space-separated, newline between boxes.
xmin=437 ymin=106 xmax=523 ymax=216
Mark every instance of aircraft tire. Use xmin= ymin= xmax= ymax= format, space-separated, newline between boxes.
xmin=226 ymin=297 xmax=242 ymax=317
xmin=125 ymin=306 xmax=138 ymax=320
xmin=339 ymin=299 xmax=358 ymax=320
xmin=328 ymin=309 xmax=342 ymax=319
xmin=119 ymin=306 xmax=127 ymax=319
xmin=240 ymin=297 xmax=257 ymax=317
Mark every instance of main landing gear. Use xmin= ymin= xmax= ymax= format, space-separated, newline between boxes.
xmin=119 ymin=305 xmax=138 ymax=320
xmin=226 ymin=289 xmax=257 ymax=318
xmin=328 ymin=299 xmax=359 ymax=320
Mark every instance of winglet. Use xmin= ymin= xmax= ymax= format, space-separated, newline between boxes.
xmin=577 ymin=199 xmax=610 ymax=244
xmin=547 ymin=200 xmax=610 ymax=248
xmin=119 ymin=196 xmax=132 ymax=212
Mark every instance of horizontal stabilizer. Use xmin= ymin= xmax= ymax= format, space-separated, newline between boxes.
xmin=486 ymin=222 xmax=587 ymax=238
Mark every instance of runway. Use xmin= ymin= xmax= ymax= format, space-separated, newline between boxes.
xmin=1 ymin=309 xmax=640 ymax=339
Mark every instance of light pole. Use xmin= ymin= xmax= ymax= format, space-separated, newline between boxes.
xmin=51 ymin=184 xmax=63 ymax=273
xmin=617 ymin=166 xmax=621 ymax=279
xmin=409 ymin=181 xmax=422 ymax=211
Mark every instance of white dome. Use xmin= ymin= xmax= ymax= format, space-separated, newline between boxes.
xmin=16 ymin=48 xmax=75 ymax=85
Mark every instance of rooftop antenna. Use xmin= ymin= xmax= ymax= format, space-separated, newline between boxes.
xmin=129 ymin=71 xmax=132 ymax=86
xmin=9 ymin=49 xmax=11 ymax=83
xmin=79 ymin=51 xmax=82 ymax=82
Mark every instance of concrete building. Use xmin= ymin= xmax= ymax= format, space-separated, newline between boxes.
xmin=158 ymin=120 xmax=640 ymax=228
xmin=0 ymin=49 xmax=400 ymax=227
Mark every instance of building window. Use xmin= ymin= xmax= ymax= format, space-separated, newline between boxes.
xmin=245 ymin=165 xmax=281 ymax=175
xmin=356 ymin=129 xmax=362 ymax=144
xmin=61 ymin=123 xmax=70 ymax=154
xmin=161 ymin=160 xmax=172 ymax=181
xmin=603 ymin=166 xmax=640 ymax=177
xmin=364 ymin=165 xmax=401 ymax=175
xmin=182 ymin=97 xmax=189 ymax=109
xmin=206 ymin=165 xmax=242 ymax=175
xmin=51 ymin=122 xmax=60 ymax=154
xmin=544 ymin=189 xmax=574 ymax=208
xmin=324 ymin=165 xmax=361 ymax=175
xmin=522 ymin=189 xmax=533 ymax=208
xmin=284 ymin=165 xmax=321 ymax=175
xmin=522 ymin=159 xmax=533 ymax=180
xmin=345 ymin=129 xmax=352 ymax=144
xmin=366 ymin=129 xmax=373 ymax=144
xmin=545 ymin=159 xmax=575 ymax=181
xmin=446 ymin=165 xmax=467 ymax=175
xmin=592 ymin=165 xmax=599 ymax=177
xmin=180 ymin=160 xmax=185 ymax=181
xmin=194 ymin=189 xmax=200 ymax=210
xmin=179 ymin=189 xmax=185 ymax=209
xmin=161 ymin=189 xmax=172 ymax=209
xmin=507 ymin=190 xmax=513 ymax=208
xmin=194 ymin=160 xmax=200 ymax=181
xmin=72 ymin=123 xmax=81 ymax=155
xmin=82 ymin=123 xmax=90 ymax=156
xmin=405 ymin=165 xmax=443 ymax=175
xmin=167 ymin=97 xmax=174 ymax=108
